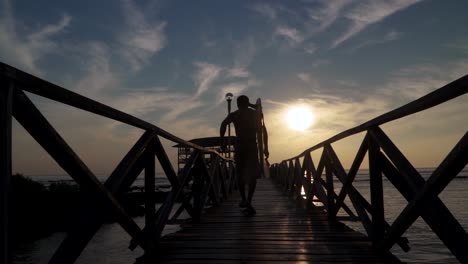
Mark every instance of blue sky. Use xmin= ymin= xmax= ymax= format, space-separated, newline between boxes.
xmin=1 ymin=0 xmax=467 ymax=175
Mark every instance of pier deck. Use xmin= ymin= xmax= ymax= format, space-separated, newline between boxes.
xmin=159 ymin=178 xmax=391 ymax=263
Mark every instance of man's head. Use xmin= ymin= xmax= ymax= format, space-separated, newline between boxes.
xmin=237 ymin=95 xmax=250 ymax=109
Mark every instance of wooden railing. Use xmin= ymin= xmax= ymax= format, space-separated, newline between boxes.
xmin=0 ymin=62 xmax=236 ymax=263
xmin=270 ymin=75 xmax=468 ymax=263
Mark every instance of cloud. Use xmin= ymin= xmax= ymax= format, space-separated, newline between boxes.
xmin=193 ymin=62 xmax=222 ymax=97
xmin=119 ymin=0 xmax=167 ymax=71
xmin=445 ymin=39 xmax=468 ymax=54
xmin=275 ymin=26 xmax=304 ymax=46
xmin=305 ymin=0 xmax=353 ymax=33
xmin=351 ymin=30 xmax=402 ymax=51
xmin=298 ymin=72 xmax=321 ymax=89
xmin=0 ymin=0 xmax=71 ymax=74
xmin=380 ymin=61 xmax=468 ymax=101
xmin=113 ymin=89 xmax=203 ymax=123
xmin=331 ymin=0 xmax=422 ymax=48
xmin=227 ymin=67 xmax=250 ymax=78
xmin=74 ymin=42 xmax=119 ymax=97
xmin=250 ymin=3 xmax=278 ymax=20
xmin=218 ymin=82 xmax=249 ymax=104
xmin=297 ymin=73 xmax=311 ymax=83
xmin=304 ymin=42 xmax=317 ymax=54
xmin=311 ymin=59 xmax=332 ymax=68
xmin=250 ymin=1 xmax=421 ymax=52
xmin=232 ymin=36 xmax=257 ymax=69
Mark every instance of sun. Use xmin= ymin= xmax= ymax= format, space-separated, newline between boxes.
xmin=287 ymin=106 xmax=315 ymax=131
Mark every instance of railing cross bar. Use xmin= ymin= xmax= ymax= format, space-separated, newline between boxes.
xmin=370 ymin=127 xmax=468 ymax=262
xmin=332 ymin=134 xmax=369 ymax=216
xmin=381 ymin=132 xmax=468 ymax=252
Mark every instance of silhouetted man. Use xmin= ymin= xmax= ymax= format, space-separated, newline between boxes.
xmin=220 ymin=95 xmax=269 ymax=215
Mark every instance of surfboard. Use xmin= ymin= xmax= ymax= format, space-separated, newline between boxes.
xmin=255 ymin=98 xmax=269 ymax=178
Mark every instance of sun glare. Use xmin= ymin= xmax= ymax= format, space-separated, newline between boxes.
xmin=287 ymin=106 xmax=315 ymax=131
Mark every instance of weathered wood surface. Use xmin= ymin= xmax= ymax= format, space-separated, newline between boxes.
xmin=158 ymin=178 xmax=394 ymax=263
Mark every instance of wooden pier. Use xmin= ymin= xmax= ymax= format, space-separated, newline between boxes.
xmin=159 ymin=178 xmax=393 ymax=263
xmin=1 ymin=62 xmax=467 ymax=263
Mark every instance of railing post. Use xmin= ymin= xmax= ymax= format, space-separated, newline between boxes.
xmin=325 ymin=146 xmax=335 ymax=221
xmin=191 ymin=155 xmax=204 ymax=222
xmin=1 ymin=79 xmax=13 ymax=264
xmin=293 ymin=158 xmax=301 ymax=197
xmin=144 ymin=138 xmax=156 ymax=250
xmin=368 ymin=130 xmax=385 ymax=246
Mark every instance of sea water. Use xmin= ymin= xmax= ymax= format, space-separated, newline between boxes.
xmin=12 ymin=168 xmax=468 ymax=264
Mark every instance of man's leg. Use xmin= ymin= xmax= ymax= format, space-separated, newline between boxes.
xmin=243 ymin=178 xmax=257 ymax=216
xmin=247 ymin=179 xmax=257 ymax=204
xmin=237 ymin=172 xmax=247 ymax=206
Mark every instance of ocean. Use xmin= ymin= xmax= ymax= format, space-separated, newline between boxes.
xmin=12 ymin=168 xmax=468 ymax=264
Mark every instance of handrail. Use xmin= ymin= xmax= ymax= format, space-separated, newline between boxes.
xmin=0 ymin=62 xmax=228 ymax=158
xmin=271 ymin=75 xmax=468 ymax=263
xmin=284 ymin=74 xmax=468 ymax=161
xmin=1 ymin=62 xmax=236 ymax=263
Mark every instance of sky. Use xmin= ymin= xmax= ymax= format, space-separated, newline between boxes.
xmin=1 ymin=0 xmax=467 ymax=176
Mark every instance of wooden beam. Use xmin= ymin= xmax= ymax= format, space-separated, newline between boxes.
xmin=0 ymin=63 xmax=230 ymax=162
xmin=145 ymin=138 xmax=157 ymax=248
xmin=204 ymin=155 xmax=221 ymax=206
xmin=191 ymin=154 xmax=206 ymax=222
xmin=154 ymin=136 xmax=180 ymax=189
xmin=294 ymin=158 xmax=302 ymax=197
xmin=333 ymin=134 xmax=368 ymax=216
xmin=12 ymin=90 xmax=148 ymax=260
xmin=324 ymin=144 xmax=372 ymax=236
xmin=287 ymin=160 xmax=294 ymax=193
xmin=303 ymin=152 xmax=314 ymax=206
xmin=324 ymin=147 xmax=335 ymax=220
xmin=177 ymin=150 xmax=201 ymax=218
xmin=105 ymin=131 xmax=155 ymax=192
xmin=381 ymin=132 xmax=468 ymax=252
xmin=51 ymin=131 xmax=151 ymax=263
xmin=209 ymin=156 xmax=222 ymax=205
xmin=0 ymin=79 xmax=12 ymax=264
xmin=219 ymin=161 xmax=228 ymax=200
xmin=368 ymin=132 xmax=385 ymax=245
xmin=370 ymin=127 xmax=468 ymax=262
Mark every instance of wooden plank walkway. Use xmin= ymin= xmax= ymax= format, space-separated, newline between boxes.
xmin=158 ymin=178 xmax=398 ymax=263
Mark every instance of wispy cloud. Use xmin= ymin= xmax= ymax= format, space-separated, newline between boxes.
xmin=445 ymin=39 xmax=468 ymax=54
xmin=218 ymin=82 xmax=249 ymax=103
xmin=304 ymin=42 xmax=317 ymax=54
xmin=74 ymin=42 xmax=118 ymax=97
xmin=119 ymin=0 xmax=167 ymax=71
xmin=275 ymin=26 xmax=304 ymax=46
xmin=297 ymin=73 xmax=311 ymax=83
xmin=297 ymin=73 xmax=321 ymax=90
xmin=380 ymin=60 xmax=468 ymax=101
xmin=311 ymin=59 xmax=332 ymax=68
xmin=250 ymin=0 xmax=421 ymax=52
xmin=351 ymin=30 xmax=402 ymax=51
xmin=250 ymin=3 xmax=278 ymax=20
xmin=227 ymin=67 xmax=250 ymax=78
xmin=0 ymin=0 xmax=71 ymax=74
xmin=193 ymin=62 xmax=222 ymax=97
xmin=232 ymin=36 xmax=257 ymax=69
xmin=331 ymin=0 xmax=422 ymax=48
xmin=305 ymin=0 xmax=353 ymax=33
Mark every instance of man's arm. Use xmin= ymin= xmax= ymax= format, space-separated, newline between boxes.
xmin=219 ymin=114 xmax=232 ymax=150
